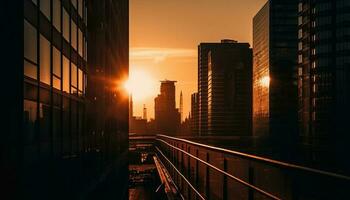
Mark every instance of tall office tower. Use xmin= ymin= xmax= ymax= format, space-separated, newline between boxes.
xmin=180 ymin=91 xmax=183 ymax=122
xmin=198 ymin=40 xmax=242 ymax=135
xmin=191 ymin=93 xmax=199 ymax=136
xmin=1 ymin=0 xmax=129 ymax=199
xmin=207 ymin=41 xmax=252 ymax=136
xmin=154 ymin=80 xmax=180 ymax=135
xmin=253 ymin=1 xmax=299 ymax=159
xmin=298 ymin=0 xmax=350 ymax=172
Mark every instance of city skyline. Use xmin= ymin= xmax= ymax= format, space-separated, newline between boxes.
xmin=129 ymin=0 xmax=267 ymax=119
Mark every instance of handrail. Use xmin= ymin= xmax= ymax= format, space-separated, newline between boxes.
xmin=156 ymin=146 xmax=206 ymax=200
xmin=157 ymin=138 xmax=281 ymax=200
xmin=157 ymin=134 xmax=350 ymax=181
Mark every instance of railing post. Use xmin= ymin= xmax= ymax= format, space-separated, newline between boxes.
xmin=195 ymin=149 xmax=199 ymax=200
xmin=223 ymin=158 xmax=228 ymax=200
xmin=249 ymin=166 xmax=254 ymax=200
xmin=206 ymin=152 xmax=210 ymax=199
xmin=187 ymin=146 xmax=191 ymax=199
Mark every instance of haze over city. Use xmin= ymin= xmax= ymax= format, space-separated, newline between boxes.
xmin=129 ymin=0 xmax=267 ymax=119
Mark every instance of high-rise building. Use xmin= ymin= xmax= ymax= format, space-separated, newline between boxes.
xmin=207 ymin=40 xmax=252 ymax=136
xmin=298 ymin=0 xmax=350 ymax=172
xmin=1 ymin=0 xmax=129 ymax=199
xmin=191 ymin=92 xmax=199 ymax=136
xmin=154 ymin=80 xmax=180 ymax=135
xmin=198 ymin=40 xmax=247 ymax=135
xmin=253 ymin=1 xmax=299 ymax=159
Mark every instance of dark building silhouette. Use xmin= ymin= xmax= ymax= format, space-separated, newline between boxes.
xmin=253 ymin=1 xmax=299 ymax=159
xmin=207 ymin=40 xmax=252 ymax=136
xmin=298 ymin=0 xmax=350 ymax=172
xmin=1 ymin=0 xmax=129 ymax=199
xmin=199 ymin=40 xmax=251 ymax=135
xmin=154 ymin=80 xmax=180 ymax=135
xmin=191 ymin=92 xmax=199 ymax=136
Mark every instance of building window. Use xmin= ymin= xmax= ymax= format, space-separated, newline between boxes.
xmin=71 ymin=20 xmax=77 ymax=50
xmin=72 ymin=0 xmax=77 ymax=9
xmin=78 ymin=29 xmax=83 ymax=56
xmin=24 ymin=20 xmax=37 ymax=79
xmin=63 ymin=55 xmax=70 ymax=93
xmin=71 ymin=63 xmax=78 ymax=94
xmin=40 ymin=35 xmax=51 ymax=85
xmin=63 ymin=8 xmax=70 ymax=42
xmin=40 ymin=0 xmax=51 ymax=21
xmin=78 ymin=68 xmax=83 ymax=95
xmin=53 ymin=47 xmax=61 ymax=90
xmin=78 ymin=0 xmax=83 ymax=17
xmin=53 ymin=0 xmax=61 ymax=32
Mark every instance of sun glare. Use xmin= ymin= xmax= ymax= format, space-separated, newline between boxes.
xmin=124 ymin=69 xmax=157 ymax=101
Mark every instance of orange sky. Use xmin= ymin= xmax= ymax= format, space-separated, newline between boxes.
xmin=130 ymin=0 xmax=267 ymax=120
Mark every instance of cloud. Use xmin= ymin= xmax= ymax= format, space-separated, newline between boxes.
xmin=130 ymin=47 xmax=196 ymax=63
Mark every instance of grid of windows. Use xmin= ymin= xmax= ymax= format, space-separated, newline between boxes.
xmin=23 ymin=0 xmax=88 ymax=165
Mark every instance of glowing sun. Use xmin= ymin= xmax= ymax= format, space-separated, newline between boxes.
xmin=124 ymin=69 xmax=157 ymax=101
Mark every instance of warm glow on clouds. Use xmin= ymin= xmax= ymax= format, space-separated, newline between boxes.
xmin=130 ymin=48 xmax=196 ymax=63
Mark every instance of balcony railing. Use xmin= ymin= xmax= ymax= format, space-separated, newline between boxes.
xmin=155 ymin=134 xmax=350 ymax=200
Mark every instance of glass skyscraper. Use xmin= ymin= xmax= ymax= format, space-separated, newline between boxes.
xmin=298 ymin=0 xmax=350 ymax=172
xmin=1 ymin=0 xmax=129 ymax=199
xmin=253 ymin=0 xmax=299 ymax=159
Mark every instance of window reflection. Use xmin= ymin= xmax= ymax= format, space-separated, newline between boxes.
xmin=40 ymin=35 xmax=51 ymax=85
xmin=78 ymin=29 xmax=83 ymax=56
xmin=63 ymin=9 xmax=70 ymax=42
xmin=40 ymin=0 xmax=51 ymax=21
xmin=24 ymin=20 xmax=37 ymax=63
xmin=53 ymin=47 xmax=61 ymax=90
xmin=71 ymin=63 xmax=78 ymax=94
xmin=78 ymin=68 xmax=83 ymax=95
xmin=53 ymin=0 xmax=61 ymax=32
xmin=63 ymin=55 xmax=70 ymax=93
xmin=71 ymin=20 xmax=77 ymax=50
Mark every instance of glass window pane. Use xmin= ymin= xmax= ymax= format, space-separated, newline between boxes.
xmin=72 ymin=0 xmax=77 ymax=9
xmin=24 ymin=59 xmax=37 ymax=80
xmin=63 ymin=9 xmax=70 ymax=42
xmin=40 ymin=0 xmax=51 ymax=21
xmin=53 ymin=47 xmax=61 ymax=77
xmin=71 ymin=63 xmax=77 ymax=87
xmin=53 ymin=0 xmax=61 ymax=32
xmin=24 ymin=99 xmax=37 ymax=144
xmin=71 ymin=20 xmax=77 ymax=50
xmin=53 ymin=76 xmax=61 ymax=90
xmin=40 ymin=35 xmax=51 ymax=85
xmin=78 ymin=29 xmax=83 ymax=56
xmin=78 ymin=68 xmax=83 ymax=91
xmin=24 ymin=20 xmax=37 ymax=63
xmin=78 ymin=0 xmax=83 ymax=17
xmin=63 ymin=55 xmax=70 ymax=93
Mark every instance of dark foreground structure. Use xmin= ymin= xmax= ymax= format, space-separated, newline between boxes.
xmin=1 ymin=0 xmax=129 ymax=199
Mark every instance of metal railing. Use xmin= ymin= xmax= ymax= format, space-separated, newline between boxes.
xmin=155 ymin=134 xmax=350 ymax=200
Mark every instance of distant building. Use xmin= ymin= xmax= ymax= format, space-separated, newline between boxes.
xmin=191 ymin=93 xmax=199 ymax=136
xmin=253 ymin=1 xmax=299 ymax=159
xmin=199 ymin=40 xmax=248 ymax=135
xmin=130 ymin=116 xmax=148 ymax=135
xmin=207 ymin=40 xmax=252 ymax=136
xmin=154 ymin=80 xmax=180 ymax=135
xmin=298 ymin=0 xmax=350 ymax=172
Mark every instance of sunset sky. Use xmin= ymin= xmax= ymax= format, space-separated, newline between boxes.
xmin=129 ymin=0 xmax=267 ymax=120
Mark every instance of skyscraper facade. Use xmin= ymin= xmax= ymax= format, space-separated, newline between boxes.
xmin=298 ymin=0 xmax=350 ymax=171
xmin=253 ymin=0 xmax=299 ymax=159
xmin=154 ymin=80 xmax=180 ymax=135
xmin=207 ymin=41 xmax=252 ymax=136
xmin=1 ymin=0 xmax=129 ymax=199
